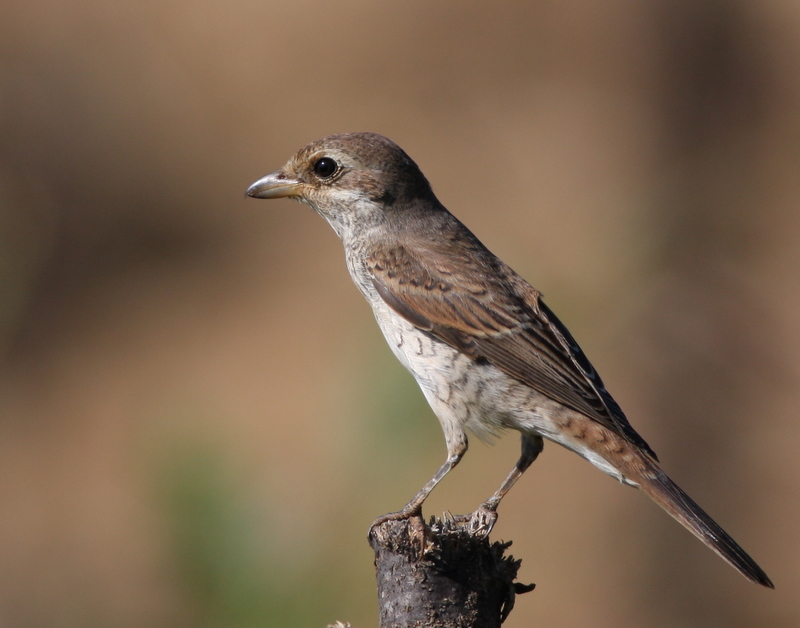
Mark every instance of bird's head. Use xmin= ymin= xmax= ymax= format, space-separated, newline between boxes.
xmin=246 ymin=132 xmax=437 ymax=239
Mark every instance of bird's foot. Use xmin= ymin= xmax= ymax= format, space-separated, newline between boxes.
xmin=368 ymin=507 xmax=428 ymax=559
xmin=369 ymin=505 xmax=423 ymax=530
xmin=453 ymin=503 xmax=498 ymax=536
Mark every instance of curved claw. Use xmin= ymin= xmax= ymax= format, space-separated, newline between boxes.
xmin=452 ymin=503 xmax=498 ymax=537
xmin=369 ymin=503 xmax=422 ymax=530
xmin=369 ymin=507 xmax=428 ymax=559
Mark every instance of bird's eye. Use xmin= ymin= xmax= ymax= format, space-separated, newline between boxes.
xmin=313 ymin=157 xmax=338 ymax=179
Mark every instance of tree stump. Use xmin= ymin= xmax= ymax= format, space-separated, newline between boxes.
xmin=368 ymin=516 xmax=534 ymax=628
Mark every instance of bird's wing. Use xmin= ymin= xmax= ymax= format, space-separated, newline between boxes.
xmin=366 ymin=240 xmax=657 ymax=459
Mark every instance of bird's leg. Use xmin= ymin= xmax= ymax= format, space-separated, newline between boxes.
xmin=368 ymin=450 xmax=464 ymax=556
xmin=370 ymin=447 xmax=466 ymax=528
xmin=369 ymin=438 xmax=467 ymax=556
xmin=464 ymin=433 xmax=544 ymax=535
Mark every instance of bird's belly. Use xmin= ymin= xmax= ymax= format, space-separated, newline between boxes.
xmin=373 ymin=305 xmax=563 ymax=443
xmin=371 ymin=303 xmax=629 ymax=482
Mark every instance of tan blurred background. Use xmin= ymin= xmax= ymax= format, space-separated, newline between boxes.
xmin=1 ymin=1 xmax=798 ymax=626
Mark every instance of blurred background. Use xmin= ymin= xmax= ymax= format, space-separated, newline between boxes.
xmin=1 ymin=1 xmax=798 ymax=626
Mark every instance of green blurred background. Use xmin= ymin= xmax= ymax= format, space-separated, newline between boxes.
xmin=1 ymin=1 xmax=798 ymax=626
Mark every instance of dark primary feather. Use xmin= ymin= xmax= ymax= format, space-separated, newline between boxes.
xmin=367 ymin=231 xmax=658 ymax=459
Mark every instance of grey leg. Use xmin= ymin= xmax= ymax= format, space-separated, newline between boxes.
xmin=370 ymin=439 xmax=468 ymax=529
xmin=467 ymin=432 xmax=544 ymax=534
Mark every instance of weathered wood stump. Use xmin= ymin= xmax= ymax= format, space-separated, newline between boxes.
xmin=368 ymin=516 xmax=535 ymax=628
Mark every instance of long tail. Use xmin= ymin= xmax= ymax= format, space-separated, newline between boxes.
xmin=635 ymin=457 xmax=773 ymax=588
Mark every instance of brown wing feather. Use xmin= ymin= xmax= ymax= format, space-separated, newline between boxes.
xmin=367 ymin=239 xmax=657 ymax=459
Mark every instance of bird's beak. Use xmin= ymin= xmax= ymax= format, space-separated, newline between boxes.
xmin=245 ymin=170 xmax=303 ymax=199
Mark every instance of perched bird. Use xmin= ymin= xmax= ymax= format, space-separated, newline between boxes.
xmin=246 ymin=132 xmax=773 ymax=587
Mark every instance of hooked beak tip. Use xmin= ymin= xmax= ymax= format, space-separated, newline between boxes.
xmin=245 ymin=171 xmax=302 ymax=199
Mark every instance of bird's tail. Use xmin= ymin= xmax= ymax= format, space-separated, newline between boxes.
xmin=635 ymin=457 xmax=773 ymax=588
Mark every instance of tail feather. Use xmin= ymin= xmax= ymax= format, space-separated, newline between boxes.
xmin=636 ymin=458 xmax=773 ymax=588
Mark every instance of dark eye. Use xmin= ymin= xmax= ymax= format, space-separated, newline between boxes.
xmin=313 ymin=157 xmax=338 ymax=179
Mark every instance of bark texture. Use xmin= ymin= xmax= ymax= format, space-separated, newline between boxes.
xmin=369 ymin=517 xmax=534 ymax=628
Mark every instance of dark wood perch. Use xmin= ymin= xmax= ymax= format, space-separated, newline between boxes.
xmin=367 ymin=516 xmax=535 ymax=628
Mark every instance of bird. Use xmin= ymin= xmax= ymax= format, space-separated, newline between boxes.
xmin=246 ymin=132 xmax=773 ymax=587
